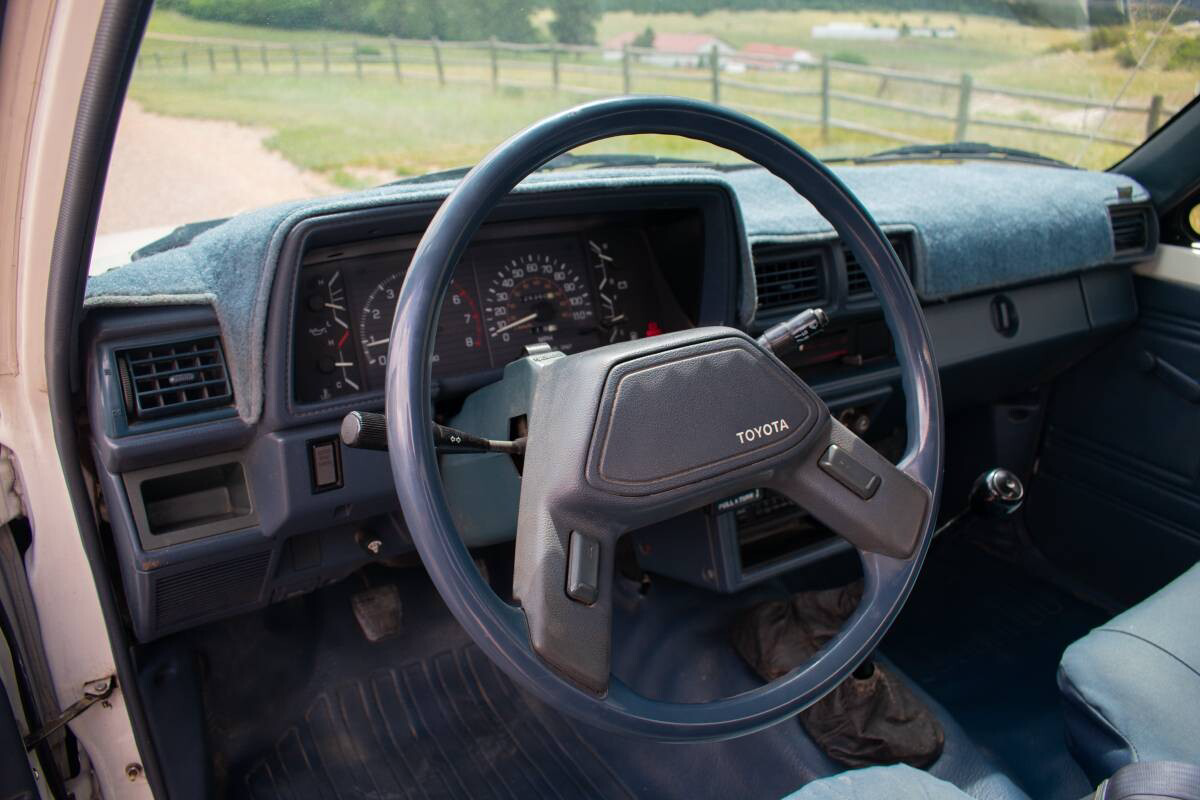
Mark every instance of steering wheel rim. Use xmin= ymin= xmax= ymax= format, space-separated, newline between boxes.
xmin=386 ymin=96 xmax=943 ymax=741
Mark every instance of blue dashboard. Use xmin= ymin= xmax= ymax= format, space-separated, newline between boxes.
xmin=82 ymin=162 xmax=1156 ymax=641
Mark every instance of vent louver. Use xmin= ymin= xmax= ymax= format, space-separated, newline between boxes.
xmin=844 ymin=234 xmax=913 ymax=301
xmin=753 ymin=246 xmax=824 ymax=314
xmin=116 ymin=336 xmax=233 ymax=422
xmin=1109 ymin=206 xmax=1151 ymax=256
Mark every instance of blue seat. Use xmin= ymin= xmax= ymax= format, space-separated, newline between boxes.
xmin=782 ymin=764 xmax=1028 ymax=800
xmin=1058 ymin=562 xmax=1200 ymax=783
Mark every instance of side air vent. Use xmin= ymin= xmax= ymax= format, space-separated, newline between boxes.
xmin=753 ymin=245 xmax=825 ymax=315
xmin=154 ymin=550 xmax=270 ymax=627
xmin=115 ymin=336 xmax=233 ymax=422
xmin=1109 ymin=205 xmax=1152 ymax=256
xmin=844 ymin=234 xmax=913 ymax=301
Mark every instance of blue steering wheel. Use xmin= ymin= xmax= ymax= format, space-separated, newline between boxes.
xmin=386 ymin=96 xmax=943 ymax=741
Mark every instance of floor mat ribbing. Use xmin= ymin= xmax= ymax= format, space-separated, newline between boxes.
xmin=238 ymin=645 xmax=633 ymax=800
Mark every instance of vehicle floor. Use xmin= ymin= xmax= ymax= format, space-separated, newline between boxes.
xmin=158 ymin=554 xmax=1028 ymax=800
xmin=881 ymin=523 xmax=1109 ymax=800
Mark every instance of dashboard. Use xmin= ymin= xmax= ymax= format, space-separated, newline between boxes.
xmin=294 ymin=216 xmax=697 ymax=403
xmin=83 ymin=171 xmax=1154 ymax=644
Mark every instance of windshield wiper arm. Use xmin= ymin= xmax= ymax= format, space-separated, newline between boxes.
xmin=826 ymin=142 xmax=1073 ymax=169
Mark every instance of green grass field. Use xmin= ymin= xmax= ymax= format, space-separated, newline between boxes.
xmin=128 ymin=8 xmax=1199 ymax=184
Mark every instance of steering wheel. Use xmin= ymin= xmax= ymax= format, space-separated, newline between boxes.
xmin=386 ymin=96 xmax=942 ymax=741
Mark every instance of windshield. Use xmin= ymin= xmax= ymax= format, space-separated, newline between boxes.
xmin=97 ymin=0 xmax=1199 ymax=244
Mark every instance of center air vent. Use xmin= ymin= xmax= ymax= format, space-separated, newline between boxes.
xmin=1109 ymin=205 xmax=1152 ymax=256
xmin=844 ymin=234 xmax=913 ymax=301
xmin=116 ymin=336 xmax=233 ymax=422
xmin=753 ymin=245 xmax=825 ymax=314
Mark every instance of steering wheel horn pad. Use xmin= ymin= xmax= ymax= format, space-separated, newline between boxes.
xmin=585 ymin=329 xmax=826 ymax=495
xmin=386 ymin=96 xmax=943 ymax=740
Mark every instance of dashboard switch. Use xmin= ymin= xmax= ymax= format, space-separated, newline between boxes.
xmin=308 ymin=438 xmax=342 ymax=492
xmin=566 ymin=531 xmax=601 ymax=605
xmin=818 ymin=444 xmax=880 ymax=500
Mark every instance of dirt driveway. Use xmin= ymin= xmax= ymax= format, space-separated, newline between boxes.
xmin=97 ymin=101 xmax=338 ymax=236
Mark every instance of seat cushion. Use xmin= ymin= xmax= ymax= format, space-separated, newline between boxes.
xmin=1059 ymin=562 xmax=1200 ymax=783
xmin=783 ymin=764 xmax=1017 ymax=800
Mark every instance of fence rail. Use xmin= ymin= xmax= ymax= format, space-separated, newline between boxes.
xmin=139 ymin=31 xmax=1184 ymax=151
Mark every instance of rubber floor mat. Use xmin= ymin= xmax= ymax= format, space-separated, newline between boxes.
xmin=238 ymin=645 xmax=634 ymax=800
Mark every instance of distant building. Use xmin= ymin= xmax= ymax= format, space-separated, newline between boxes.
xmin=733 ymin=42 xmax=818 ymax=71
xmin=812 ymin=22 xmax=900 ymax=41
xmin=603 ymin=32 xmax=736 ymax=69
xmin=909 ymin=26 xmax=958 ymax=38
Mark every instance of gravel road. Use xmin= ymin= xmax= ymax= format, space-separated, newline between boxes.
xmin=97 ymin=101 xmax=338 ymax=235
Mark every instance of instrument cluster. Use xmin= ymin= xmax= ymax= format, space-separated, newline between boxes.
xmin=293 ymin=222 xmax=690 ymax=404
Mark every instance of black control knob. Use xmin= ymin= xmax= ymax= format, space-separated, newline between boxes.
xmin=970 ymin=468 xmax=1024 ymax=518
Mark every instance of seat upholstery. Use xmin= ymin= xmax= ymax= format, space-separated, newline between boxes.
xmin=783 ymin=764 xmax=1027 ymax=800
xmin=1058 ymin=562 xmax=1200 ymax=784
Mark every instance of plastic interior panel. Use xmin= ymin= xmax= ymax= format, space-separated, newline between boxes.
xmin=123 ymin=452 xmax=258 ymax=550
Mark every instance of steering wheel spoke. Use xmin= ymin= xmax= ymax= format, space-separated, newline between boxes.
xmin=511 ymin=494 xmax=620 ymax=694
xmin=769 ymin=415 xmax=932 ymax=559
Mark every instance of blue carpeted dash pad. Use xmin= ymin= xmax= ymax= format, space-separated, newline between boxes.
xmin=86 ymin=162 xmax=1147 ymax=423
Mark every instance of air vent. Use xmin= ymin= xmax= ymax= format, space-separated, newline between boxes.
xmin=154 ymin=550 xmax=270 ymax=627
xmin=844 ymin=234 xmax=913 ymax=301
xmin=116 ymin=336 xmax=233 ymax=422
xmin=1110 ymin=205 xmax=1152 ymax=256
xmin=753 ymin=245 xmax=824 ymax=314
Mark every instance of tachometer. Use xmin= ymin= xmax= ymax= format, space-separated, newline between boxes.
xmin=481 ymin=248 xmax=595 ymax=363
xmin=358 ymin=273 xmax=487 ymax=388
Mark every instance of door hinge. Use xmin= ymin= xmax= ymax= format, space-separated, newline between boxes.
xmin=22 ymin=676 xmax=116 ymax=751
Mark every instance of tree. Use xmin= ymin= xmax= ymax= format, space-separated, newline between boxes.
xmin=549 ymin=0 xmax=600 ymax=45
xmin=633 ymin=26 xmax=656 ymax=48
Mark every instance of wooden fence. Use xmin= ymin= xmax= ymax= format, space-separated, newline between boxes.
xmin=139 ymin=32 xmax=1182 ymax=150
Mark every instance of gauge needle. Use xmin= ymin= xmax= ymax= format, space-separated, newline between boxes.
xmin=363 ymin=338 xmax=389 ymax=348
xmin=490 ymin=312 xmax=538 ymax=337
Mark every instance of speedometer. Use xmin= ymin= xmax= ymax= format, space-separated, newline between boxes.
xmin=481 ymin=249 xmax=595 ymax=363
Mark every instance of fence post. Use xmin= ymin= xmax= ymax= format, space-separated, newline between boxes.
xmin=1147 ymin=94 xmax=1163 ymax=137
xmin=181 ymin=50 xmax=188 ymax=74
xmin=260 ymin=44 xmax=269 ymax=74
xmin=232 ymin=45 xmax=241 ymax=73
xmin=291 ymin=44 xmax=300 ymax=75
xmin=207 ymin=46 xmax=216 ymax=72
xmin=489 ymin=37 xmax=499 ymax=89
xmin=551 ymin=43 xmax=560 ymax=91
xmin=820 ymin=55 xmax=830 ymax=141
xmin=709 ymin=44 xmax=721 ymax=104
xmin=352 ymin=41 xmax=362 ymax=79
xmin=432 ymin=38 xmax=445 ymax=86
xmin=954 ymin=72 xmax=973 ymax=141
xmin=322 ymin=42 xmax=330 ymax=74
xmin=388 ymin=37 xmax=401 ymax=81
xmin=622 ymin=45 xmax=632 ymax=94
